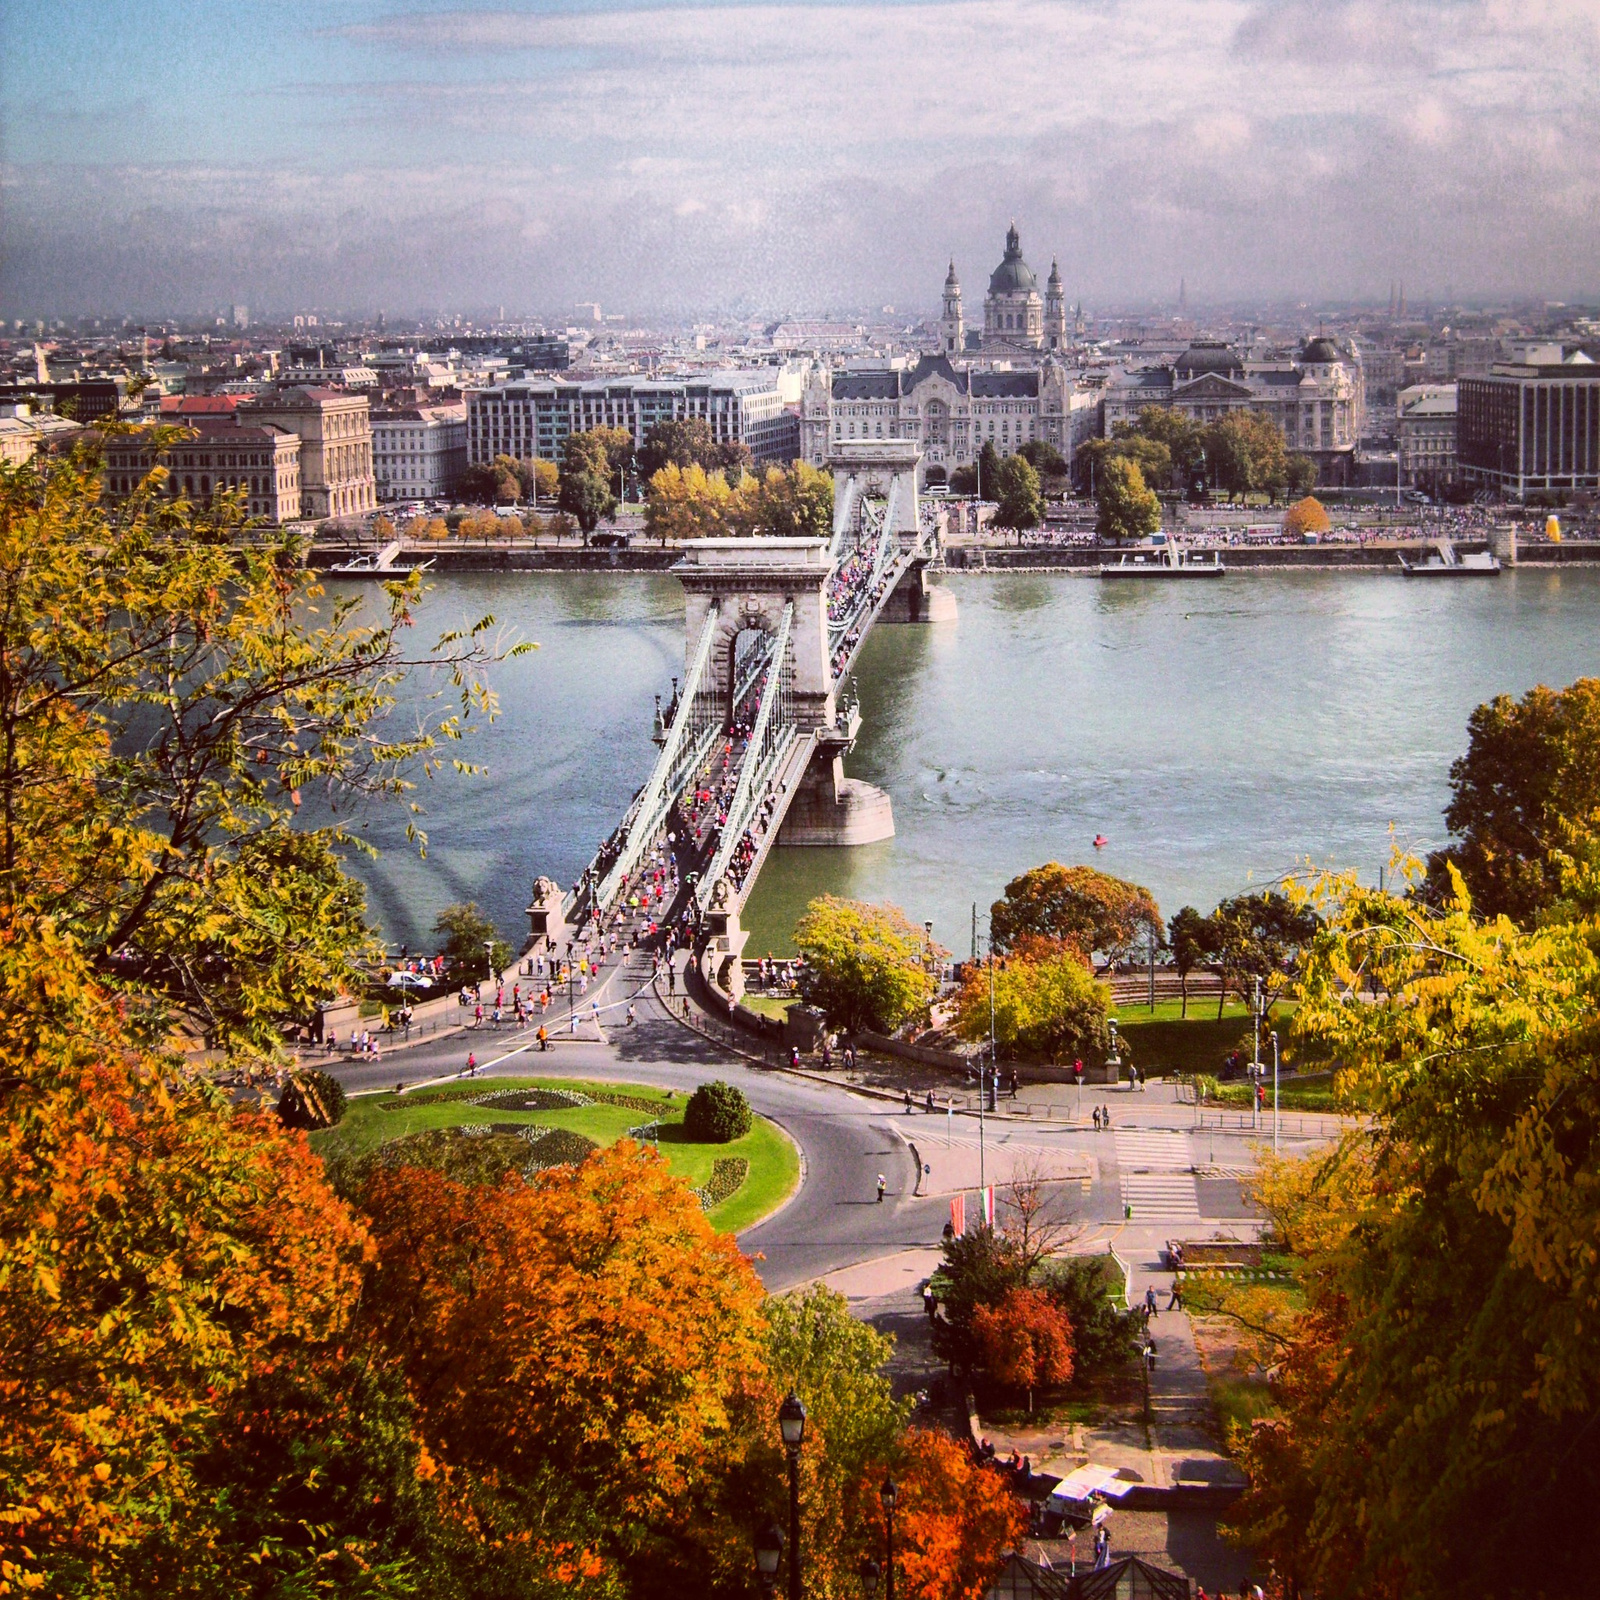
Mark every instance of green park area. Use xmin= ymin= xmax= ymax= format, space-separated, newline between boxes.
xmin=312 ymin=1076 xmax=800 ymax=1234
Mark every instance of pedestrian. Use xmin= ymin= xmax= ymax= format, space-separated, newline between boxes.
xmin=926 ymin=1090 xmax=935 ymax=1113
xmin=790 ymin=1045 xmax=800 ymax=1069
xmin=668 ymin=965 xmax=677 ymax=995
xmin=1169 ymin=1281 xmax=1183 ymax=1311
xmin=1093 ymin=1105 xmax=1102 ymax=1132
xmin=465 ymin=1051 xmax=477 ymax=1078
xmin=923 ymin=1286 xmax=936 ymax=1319
xmin=876 ymin=1173 xmax=887 ymax=1203
xmin=1145 ymin=1337 xmax=1157 ymax=1374
xmin=626 ymin=1001 xmax=636 ymax=1026
xmin=537 ymin=1025 xmax=548 ymax=1052
xmin=683 ymin=997 xmax=691 ymax=1020
xmin=1102 ymin=1104 xmax=1111 ymax=1129
xmin=1144 ymin=1285 xmax=1158 ymax=1319
xmin=903 ymin=1090 xmax=913 ymax=1114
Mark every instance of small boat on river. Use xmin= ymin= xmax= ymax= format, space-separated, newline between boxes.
xmin=1099 ymin=543 xmax=1225 ymax=578
xmin=1397 ymin=541 xmax=1500 ymax=577
xmin=327 ymin=539 xmax=435 ymax=578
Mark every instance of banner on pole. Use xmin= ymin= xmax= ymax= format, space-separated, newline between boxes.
xmin=982 ymin=1186 xmax=995 ymax=1228
xmin=951 ymin=1193 xmax=965 ymax=1236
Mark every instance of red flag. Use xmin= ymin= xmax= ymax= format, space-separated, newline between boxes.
xmin=982 ymin=1186 xmax=995 ymax=1228
xmin=951 ymin=1193 xmax=965 ymax=1236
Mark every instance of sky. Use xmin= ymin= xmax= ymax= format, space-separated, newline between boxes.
xmin=2 ymin=0 xmax=1599 ymax=319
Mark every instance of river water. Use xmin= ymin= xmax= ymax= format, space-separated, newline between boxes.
xmin=328 ymin=568 xmax=1600 ymax=959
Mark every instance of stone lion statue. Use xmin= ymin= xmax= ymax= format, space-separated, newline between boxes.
xmin=709 ymin=876 xmax=733 ymax=911
xmin=529 ymin=875 xmax=561 ymax=903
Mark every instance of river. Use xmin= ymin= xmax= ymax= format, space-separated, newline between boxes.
xmin=326 ymin=568 xmax=1600 ymax=959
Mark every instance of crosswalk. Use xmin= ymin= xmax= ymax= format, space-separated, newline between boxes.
xmin=1115 ymin=1129 xmax=1201 ymax=1222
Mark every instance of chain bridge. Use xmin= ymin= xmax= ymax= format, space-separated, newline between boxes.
xmin=526 ymin=441 xmax=954 ymax=991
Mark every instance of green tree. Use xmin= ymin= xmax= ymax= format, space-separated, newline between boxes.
xmin=683 ymin=1080 xmax=752 ymax=1143
xmin=992 ymin=454 xmax=1042 ymax=532
xmin=431 ymin=900 xmax=512 ymax=981
xmin=1094 ymin=455 xmax=1160 ymax=543
xmin=1166 ymin=905 xmax=1210 ymax=1018
xmin=1135 ymin=405 xmax=1207 ymax=482
xmin=0 ymin=436 xmax=520 ymax=1056
xmin=637 ymin=417 xmax=750 ymax=481
xmin=976 ymin=440 xmax=1003 ymax=499
xmin=793 ymin=895 xmax=941 ymax=1036
xmin=1016 ymin=440 xmax=1066 ymax=479
xmin=558 ymin=428 xmax=625 ymax=535
xmin=990 ymin=862 xmax=1161 ymax=963
xmin=1429 ymin=677 xmax=1600 ymax=925
xmin=1286 ymin=452 xmax=1318 ymax=496
xmin=728 ymin=462 xmax=834 ymax=540
xmin=1205 ymin=890 xmax=1319 ymax=1019
xmin=1036 ymin=1255 xmax=1140 ymax=1379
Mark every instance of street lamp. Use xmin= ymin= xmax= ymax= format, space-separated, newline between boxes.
xmin=778 ymin=1392 xmax=807 ymax=1600
xmin=1271 ymin=1030 xmax=1280 ymax=1156
xmin=879 ymin=1477 xmax=898 ymax=1600
xmin=755 ymin=1521 xmax=785 ymax=1598
xmin=483 ymin=938 xmax=496 ymax=986
xmin=858 ymin=1557 xmax=881 ymax=1598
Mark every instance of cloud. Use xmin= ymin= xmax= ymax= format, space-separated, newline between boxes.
xmin=4 ymin=0 xmax=1600 ymax=314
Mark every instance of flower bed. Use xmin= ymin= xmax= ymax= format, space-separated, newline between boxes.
xmin=694 ymin=1157 xmax=749 ymax=1211
xmin=467 ymin=1087 xmax=592 ymax=1111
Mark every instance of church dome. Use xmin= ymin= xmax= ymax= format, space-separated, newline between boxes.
xmin=1300 ymin=336 xmax=1342 ymax=364
xmin=1174 ymin=340 xmax=1243 ymax=378
xmin=988 ymin=224 xmax=1038 ymax=295
xmin=945 ymin=260 xmax=960 ymax=289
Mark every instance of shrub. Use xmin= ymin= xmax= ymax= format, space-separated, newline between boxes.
xmin=277 ymin=1068 xmax=346 ymax=1130
xmin=341 ymin=1126 xmax=531 ymax=1191
xmin=1037 ymin=1254 xmax=1142 ymax=1378
xmin=684 ymin=1080 xmax=752 ymax=1143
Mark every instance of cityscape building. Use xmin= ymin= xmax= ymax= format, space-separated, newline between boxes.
xmin=101 ymin=420 xmax=303 ymax=522
xmin=242 ymin=387 xmax=376 ymax=519
xmin=1458 ymin=347 xmax=1600 ymax=500
xmin=800 ymin=354 xmax=1097 ymax=484
xmin=371 ymin=402 xmax=468 ymax=503
xmin=1103 ymin=337 xmax=1363 ymax=485
xmin=466 ymin=372 xmax=799 ymax=469
xmin=1396 ymin=384 xmax=1458 ymax=493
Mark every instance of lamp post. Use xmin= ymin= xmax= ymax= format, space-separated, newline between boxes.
xmin=1271 ymin=1030 xmax=1280 ymax=1156
xmin=879 ymin=1477 xmax=898 ymax=1600
xmin=755 ymin=1521 xmax=785 ymax=1598
xmin=778 ymin=1392 xmax=806 ymax=1600
xmin=858 ymin=1557 xmax=881 ymax=1598
xmin=483 ymin=938 xmax=495 ymax=987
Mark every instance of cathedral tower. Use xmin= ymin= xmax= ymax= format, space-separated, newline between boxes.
xmin=941 ymin=260 xmax=964 ymax=354
xmin=1045 ymin=258 xmax=1067 ymax=351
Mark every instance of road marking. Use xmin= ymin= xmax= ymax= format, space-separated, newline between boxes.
xmin=1115 ymin=1129 xmax=1201 ymax=1221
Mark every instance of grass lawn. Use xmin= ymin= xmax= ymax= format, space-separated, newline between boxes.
xmin=1204 ymin=1071 xmax=1360 ymax=1113
xmin=312 ymin=1076 xmax=800 ymax=1233
xmin=738 ymin=994 xmax=793 ymax=1022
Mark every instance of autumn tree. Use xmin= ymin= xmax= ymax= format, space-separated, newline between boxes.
xmin=990 ymin=861 xmax=1161 ymax=963
xmin=1224 ymin=868 xmax=1600 ymax=1599
xmin=0 ymin=437 xmax=522 ymax=1056
xmin=1428 ymin=676 xmax=1600 ymax=925
xmin=794 ymin=895 xmax=942 ymax=1036
xmin=970 ymin=1287 xmax=1074 ymax=1405
xmin=728 ymin=462 xmax=834 ymax=540
xmin=0 ymin=922 xmax=381 ymax=1597
xmin=644 ymin=461 xmax=735 ymax=541
xmin=952 ymin=938 xmax=1109 ymax=1064
xmin=1283 ymin=494 xmax=1330 ymax=538
xmin=355 ymin=1142 xmax=771 ymax=1595
xmin=432 ymin=899 xmax=512 ymax=980
xmin=864 ymin=1430 xmax=1027 ymax=1600
xmin=1094 ymin=455 xmax=1160 ymax=542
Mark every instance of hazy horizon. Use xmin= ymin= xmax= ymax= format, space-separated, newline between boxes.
xmin=4 ymin=0 xmax=1600 ymax=321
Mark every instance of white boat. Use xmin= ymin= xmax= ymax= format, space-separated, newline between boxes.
xmin=1397 ymin=540 xmax=1500 ymax=577
xmin=327 ymin=539 xmax=435 ymax=577
xmin=1099 ymin=544 xmax=1225 ymax=578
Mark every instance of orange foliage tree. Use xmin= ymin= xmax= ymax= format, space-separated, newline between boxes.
xmin=970 ymin=1287 xmax=1075 ymax=1403
xmin=355 ymin=1140 xmax=771 ymax=1594
xmin=0 ymin=920 xmax=377 ymax=1597
xmin=863 ymin=1430 xmax=1027 ymax=1600
xmin=989 ymin=863 xmax=1161 ymax=964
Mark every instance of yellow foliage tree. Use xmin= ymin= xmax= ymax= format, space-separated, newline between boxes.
xmin=643 ymin=461 xmax=734 ymax=541
xmin=1283 ymin=495 xmax=1330 ymax=537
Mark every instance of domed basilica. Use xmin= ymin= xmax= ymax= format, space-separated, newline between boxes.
xmin=941 ymin=223 xmax=1070 ymax=357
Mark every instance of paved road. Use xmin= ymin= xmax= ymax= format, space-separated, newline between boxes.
xmin=319 ymin=951 xmax=1328 ymax=1293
